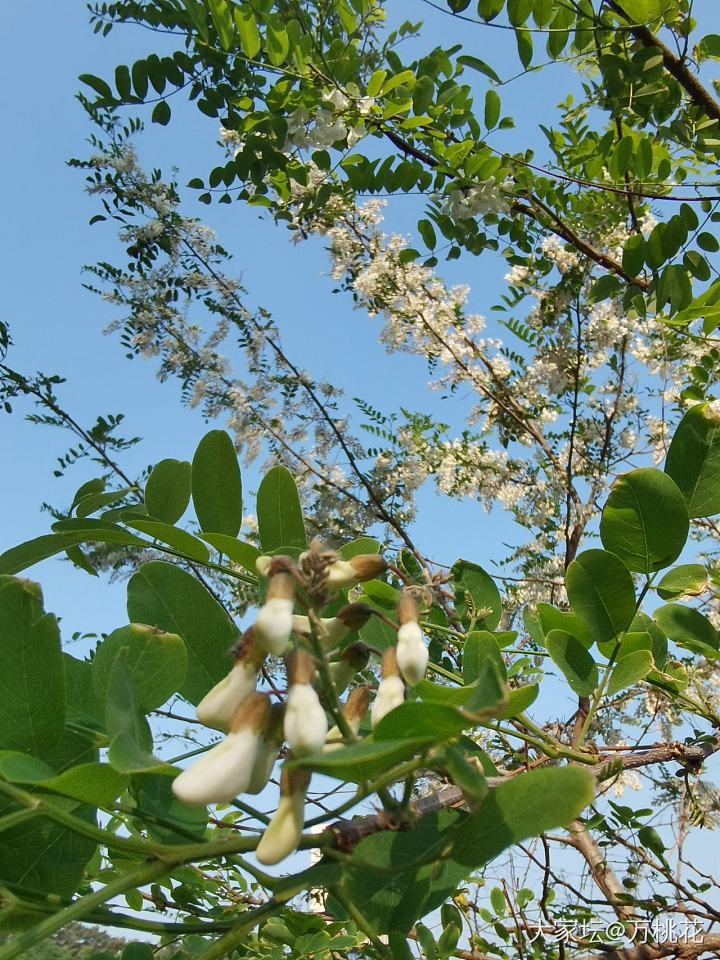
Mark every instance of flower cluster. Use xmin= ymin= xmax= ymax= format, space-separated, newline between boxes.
xmin=171 ymin=543 xmax=430 ymax=864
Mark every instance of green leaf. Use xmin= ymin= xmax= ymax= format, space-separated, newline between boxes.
xmin=127 ymin=561 xmax=237 ymax=704
xmin=338 ymin=537 xmax=381 ymax=559
xmin=52 ymin=518 xmax=147 ymax=547
xmin=565 ymin=550 xmax=636 ymax=645
xmin=208 ymin=0 xmax=234 ymax=50
xmin=265 ymin=18 xmax=290 ymax=66
xmin=64 ymin=653 xmax=102 ymax=728
xmin=131 ymin=59 xmax=148 ymax=99
xmin=198 ymin=532 xmax=260 ymax=572
xmin=0 ymin=581 xmax=65 ymax=762
xmin=463 ymin=631 xmax=506 ymax=683
xmin=599 ymin=468 xmax=689 ymax=573
xmin=508 ymin=0 xmax=533 ymax=26
xmin=0 ymin=534 xmax=89 ymax=575
xmin=665 ymin=402 xmax=720 ymax=517
xmin=452 ymin=767 xmax=595 ymax=867
xmin=457 ymin=55 xmax=501 ymax=84
xmin=515 ymin=27 xmax=533 ymax=67
xmin=192 ymin=430 xmax=243 ymax=537
xmin=606 ymin=649 xmax=653 ymax=695
xmin=105 ymin=650 xmax=171 ymax=774
xmin=452 ymin=560 xmax=502 ymax=629
xmin=0 ymin=753 xmax=128 ymax=805
xmin=138 ymin=773 xmax=208 ymax=844
xmin=373 ymin=701 xmax=472 ymax=741
xmin=75 ymin=486 xmax=136 ymax=519
xmin=502 ymin=682 xmax=539 ymax=718
xmin=535 ymin=603 xmax=595 ymax=648
xmin=293 ymin=737 xmax=432 ymax=782
xmin=697 ymin=33 xmax=720 ymax=62
xmin=123 ymin=517 xmax=210 ymax=563
xmin=418 ymin=219 xmax=437 ymax=249
xmin=92 ymin=623 xmax=187 ymax=712
xmin=342 ymin=809 xmax=467 ymax=934
xmin=484 ymin=89 xmax=501 ymax=128
xmin=144 ymin=458 xmax=192 ymax=524
xmin=656 ymin=564 xmax=707 ymax=600
xmin=256 ymin=465 xmax=306 ymax=551
xmin=618 ymin=0 xmax=667 ymax=24
xmin=545 ymin=629 xmax=598 ymax=696
xmin=234 ymin=8 xmax=261 ymax=58
xmin=152 ymin=99 xmax=171 ymax=125
xmin=622 ymin=233 xmax=646 ymax=276
xmin=0 ymin=795 xmax=97 ymax=899
xmin=654 ymin=603 xmax=720 ymax=658
xmin=78 ymin=73 xmax=114 ymax=101
xmin=588 ymin=274 xmax=621 ymax=303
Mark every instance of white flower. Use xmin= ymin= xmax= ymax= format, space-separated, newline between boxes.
xmin=284 ymin=684 xmax=328 ymax=755
xmin=328 ymin=642 xmax=370 ymax=695
xmin=172 ymin=694 xmax=269 ymax=806
xmin=246 ymin=704 xmax=284 ymax=795
xmin=371 ymin=675 xmax=405 ymax=727
xmin=254 ymin=597 xmax=294 ymax=655
xmin=396 ymin=621 xmax=429 ymax=686
xmin=325 ymin=686 xmax=370 ymax=751
xmin=196 ymin=660 xmax=260 ymax=730
xmin=255 ymin=768 xmax=309 ymax=865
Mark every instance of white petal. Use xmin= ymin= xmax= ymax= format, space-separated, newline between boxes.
xmin=396 ymin=622 xmax=429 ymax=686
xmin=196 ymin=662 xmax=258 ymax=730
xmin=171 ymin=729 xmax=259 ymax=806
xmin=246 ymin=738 xmax=279 ymax=794
xmin=255 ymin=792 xmax=305 ymax=865
xmin=254 ymin=597 xmax=294 ymax=655
xmin=371 ymin=675 xmax=405 ymax=727
xmin=284 ymin=684 xmax=328 ymax=756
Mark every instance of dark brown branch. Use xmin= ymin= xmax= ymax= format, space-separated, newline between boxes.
xmin=327 ymin=736 xmax=720 ymax=852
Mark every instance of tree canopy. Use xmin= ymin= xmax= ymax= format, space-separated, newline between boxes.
xmin=2 ymin=1 xmax=720 ymax=959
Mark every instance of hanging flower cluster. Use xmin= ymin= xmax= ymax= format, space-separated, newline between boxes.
xmin=171 ymin=542 xmax=431 ymax=864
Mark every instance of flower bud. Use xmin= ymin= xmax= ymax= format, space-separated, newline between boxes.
xmin=254 ymin=573 xmax=295 ymax=656
xmin=195 ymin=629 xmax=266 ymax=730
xmin=172 ymin=693 xmax=270 ymax=806
xmin=292 ymin=603 xmax=373 ymax=652
xmin=325 ymin=554 xmax=388 ymax=589
xmin=328 ymin=641 xmax=370 ymax=695
xmin=284 ymin=649 xmax=328 ymax=756
xmin=255 ymin=766 xmax=310 ymax=865
xmin=371 ymin=647 xmax=405 ymax=727
xmin=396 ymin=593 xmax=419 ymax=626
xmin=325 ymin=685 xmax=370 ymax=751
xmin=246 ymin=702 xmax=285 ymax=795
xmin=395 ymin=596 xmax=428 ymax=686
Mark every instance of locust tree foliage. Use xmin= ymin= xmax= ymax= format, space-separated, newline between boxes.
xmin=3 ymin=0 xmax=720 ymax=959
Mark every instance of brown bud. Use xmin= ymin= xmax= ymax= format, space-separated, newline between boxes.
xmin=396 ymin=593 xmax=419 ymax=626
xmin=267 ymin=571 xmax=296 ymax=601
xmin=286 ymin=647 xmax=316 ymax=686
xmin=343 ymin=685 xmax=370 ymax=722
xmin=336 ymin=603 xmax=373 ymax=632
xmin=380 ymin=646 xmax=400 ymax=679
xmin=279 ymin=761 xmax=311 ymax=797
xmin=232 ymin=627 xmax=267 ymax=670
xmin=265 ymin=702 xmax=286 ymax=743
xmin=228 ymin=691 xmax=271 ymax=734
xmin=340 ymin=641 xmax=371 ymax=672
xmin=349 ymin=554 xmax=388 ymax=582
xmin=268 ymin=555 xmax=295 ymax=577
